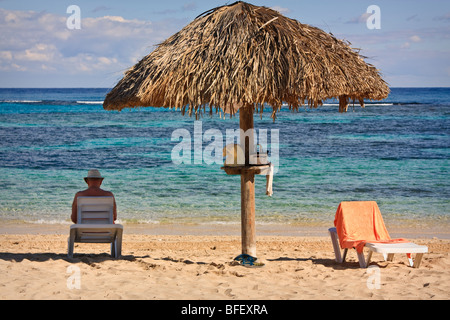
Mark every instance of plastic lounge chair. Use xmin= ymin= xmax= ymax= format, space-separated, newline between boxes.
xmin=329 ymin=201 xmax=427 ymax=268
xmin=68 ymin=196 xmax=123 ymax=258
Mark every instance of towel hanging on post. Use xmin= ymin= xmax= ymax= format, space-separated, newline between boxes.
xmin=265 ymin=163 xmax=274 ymax=197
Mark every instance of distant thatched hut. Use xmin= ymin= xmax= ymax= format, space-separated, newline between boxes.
xmin=103 ymin=1 xmax=389 ymax=117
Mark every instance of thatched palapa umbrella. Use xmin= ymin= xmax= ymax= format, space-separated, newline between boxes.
xmin=103 ymin=1 xmax=389 ymax=258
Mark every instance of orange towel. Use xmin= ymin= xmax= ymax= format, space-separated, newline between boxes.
xmin=334 ymin=201 xmax=408 ymax=253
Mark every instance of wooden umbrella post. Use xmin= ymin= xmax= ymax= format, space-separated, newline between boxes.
xmin=239 ymin=105 xmax=256 ymax=257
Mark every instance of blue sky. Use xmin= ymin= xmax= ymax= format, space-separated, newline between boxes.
xmin=0 ymin=0 xmax=449 ymax=87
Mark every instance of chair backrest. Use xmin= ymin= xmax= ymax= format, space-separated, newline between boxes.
xmin=334 ymin=201 xmax=391 ymax=248
xmin=77 ymin=196 xmax=114 ymax=224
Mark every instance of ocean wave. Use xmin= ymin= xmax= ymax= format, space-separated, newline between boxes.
xmin=281 ymin=101 xmax=447 ymax=108
xmin=313 ymin=102 xmax=446 ymax=106
xmin=76 ymin=101 xmax=104 ymax=105
xmin=26 ymin=219 xmax=72 ymax=225
xmin=2 ymin=100 xmax=43 ymax=103
xmin=321 ymin=103 xmax=394 ymax=106
xmin=0 ymin=99 xmax=103 ymax=106
xmin=21 ymin=218 xmax=162 ymax=225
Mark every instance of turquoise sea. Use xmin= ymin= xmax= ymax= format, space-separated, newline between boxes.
xmin=0 ymin=88 xmax=449 ymax=228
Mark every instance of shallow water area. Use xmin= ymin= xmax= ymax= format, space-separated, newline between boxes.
xmin=0 ymin=88 xmax=449 ymax=231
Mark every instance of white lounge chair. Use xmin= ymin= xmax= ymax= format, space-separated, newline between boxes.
xmin=329 ymin=201 xmax=428 ymax=268
xmin=68 ymin=196 xmax=123 ymax=258
xmin=329 ymin=227 xmax=427 ymax=268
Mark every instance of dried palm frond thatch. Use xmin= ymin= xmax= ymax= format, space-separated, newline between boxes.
xmin=103 ymin=1 xmax=389 ymax=118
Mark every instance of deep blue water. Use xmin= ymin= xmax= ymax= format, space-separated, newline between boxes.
xmin=0 ymin=88 xmax=449 ymax=227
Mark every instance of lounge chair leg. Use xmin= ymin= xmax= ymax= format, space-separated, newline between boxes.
xmin=329 ymin=228 xmax=342 ymax=262
xmin=387 ymin=253 xmax=394 ymax=261
xmin=116 ymin=229 xmax=123 ymax=258
xmin=116 ymin=239 xmax=122 ymax=258
xmin=366 ymin=250 xmax=373 ymax=267
xmin=413 ymin=253 xmax=424 ymax=268
xmin=357 ymin=250 xmax=367 ymax=268
xmin=68 ymin=228 xmax=76 ymax=259
xmin=68 ymin=236 xmax=75 ymax=259
xmin=111 ymin=241 xmax=116 ymax=258
xmin=342 ymin=248 xmax=348 ymax=263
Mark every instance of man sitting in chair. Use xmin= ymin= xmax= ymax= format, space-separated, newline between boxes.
xmin=71 ymin=169 xmax=117 ymax=223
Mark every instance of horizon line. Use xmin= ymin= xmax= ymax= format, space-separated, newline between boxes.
xmin=0 ymin=86 xmax=449 ymax=89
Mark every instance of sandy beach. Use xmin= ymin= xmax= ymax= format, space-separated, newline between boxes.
xmin=0 ymin=222 xmax=449 ymax=300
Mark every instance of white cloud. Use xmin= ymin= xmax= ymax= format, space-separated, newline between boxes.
xmin=16 ymin=43 xmax=58 ymax=62
xmin=401 ymin=42 xmax=411 ymax=49
xmin=0 ymin=8 xmax=177 ymax=81
xmin=346 ymin=12 xmax=372 ymax=24
xmin=11 ymin=63 xmax=27 ymax=71
xmin=4 ymin=10 xmax=20 ymax=23
xmin=0 ymin=62 xmax=27 ymax=72
xmin=400 ymin=35 xmax=422 ymax=50
xmin=410 ymin=35 xmax=421 ymax=42
xmin=0 ymin=51 xmax=13 ymax=61
xmin=270 ymin=6 xmax=290 ymax=14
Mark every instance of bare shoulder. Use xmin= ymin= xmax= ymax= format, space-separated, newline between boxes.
xmin=103 ymin=190 xmax=114 ymax=197
xmin=75 ymin=190 xmax=89 ymax=197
